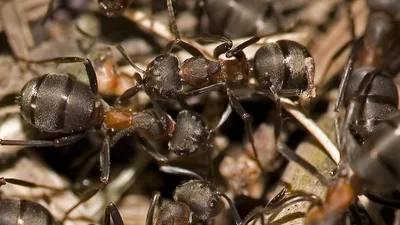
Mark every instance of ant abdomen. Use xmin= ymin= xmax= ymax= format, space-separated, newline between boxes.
xmin=173 ymin=180 xmax=223 ymax=220
xmin=19 ymin=74 xmax=96 ymax=133
xmin=253 ymin=40 xmax=315 ymax=99
xmin=352 ymin=114 xmax=400 ymax=194
xmin=0 ymin=198 xmax=57 ymax=225
xmin=156 ymin=201 xmax=192 ymax=225
xmin=343 ymin=67 xmax=398 ymax=139
xmin=168 ymin=110 xmax=209 ymax=156
xmin=145 ymin=54 xmax=183 ymax=100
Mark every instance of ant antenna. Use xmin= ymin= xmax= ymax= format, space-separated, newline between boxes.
xmin=167 ymin=0 xmax=181 ymax=40
xmin=116 ymin=44 xmax=146 ymax=75
xmin=215 ymin=191 xmax=242 ymax=225
xmin=277 ymin=143 xmax=331 ymax=186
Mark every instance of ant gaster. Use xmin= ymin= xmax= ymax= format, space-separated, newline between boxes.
xmin=0 ymin=198 xmax=58 ymax=225
xmin=117 ymin=0 xmax=316 ymax=170
xmin=102 ymin=166 xmax=243 ymax=225
xmin=326 ymin=1 xmax=400 ymax=147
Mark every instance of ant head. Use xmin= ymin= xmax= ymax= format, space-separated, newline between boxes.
xmin=156 ymin=201 xmax=192 ymax=225
xmin=98 ymin=0 xmax=132 ymax=17
xmin=168 ymin=110 xmax=209 ymax=156
xmin=133 ymin=109 xmax=175 ymax=140
xmin=180 ymin=57 xmax=221 ymax=88
xmin=173 ymin=180 xmax=223 ymax=220
xmin=146 ymin=54 xmax=183 ymax=99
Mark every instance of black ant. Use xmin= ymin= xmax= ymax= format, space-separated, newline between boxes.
xmin=0 ymin=56 xmax=177 ymax=220
xmin=116 ymin=0 xmax=316 ymax=170
xmin=102 ymin=165 xmax=243 ymax=225
xmin=0 ymin=198 xmax=59 ymax=225
xmin=324 ymin=0 xmax=400 ymax=147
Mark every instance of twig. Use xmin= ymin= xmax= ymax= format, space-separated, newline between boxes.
xmin=0 ymin=105 xmax=20 ymax=118
xmin=280 ymin=97 xmax=340 ymax=164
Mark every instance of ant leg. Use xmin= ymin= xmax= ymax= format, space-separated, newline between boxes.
xmin=184 ymin=83 xmax=225 ymax=96
xmin=277 ymin=142 xmax=331 ymax=186
xmin=163 ymin=0 xmax=204 ymax=56
xmin=242 ymin=206 xmax=264 ymax=225
xmin=194 ymin=35 xmax=233 ymax=59
xmin=0 ymin=133 xmax=85 ymax=147
xmin=136 ymin=138 xmax=168 ymax=163
xmin=263 ymin=194 xmax=322 ymax=215
xmin=104 ymin=202 xmax=125 ymax=225
xmin=100 ymin=136 xmax=110 ymax=184
xmin=146 ymin=192 xmax=161 ymax=225
xmin=160 ymin=165 xmax=204 ymax=180
xmin=215 ymin=192 xmax=242 ymax=225
xmin=226 ymin=36 xmax=261 ymax=58
xmin=0 ymin=177 xmax=65 ymax=191
xmin=18 ymin=57 xmax=99 ymax=95
xmin=61 ymin=184 xmax=104 ymax=222
xmin=349 ymin=202 xmax=365 ymax=225
xmin=242 ymin=194 xmax=322 ymax=224
xmin=163 ymin=39 xmax=204 ymax=57
xmin=364 ymin=192 xmax=400 ymax=209
xmin=166 ymin=0 xmax=181 ymax=40
xmin=115 ymin=82 xmax=143 ymax=104
xmin=225 ymin=85 xmax=264 ymax=171
xmin=334 ymin=38 xmax=362 ymax=112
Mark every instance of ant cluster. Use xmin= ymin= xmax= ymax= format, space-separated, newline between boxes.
xmin=0 ymin=0 xmax=400 ymax=225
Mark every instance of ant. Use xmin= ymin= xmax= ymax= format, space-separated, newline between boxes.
xmin=102 ymin=165 xmax=243 ymax=225
xmin=0 ymin=198 xmax=59 ymax=225
xmin=198 ymin=0 xmax=284 ymax=39
xmin=0 ymin=56 xmax=177 ymax=220
xmin=116 ymin=0 xmax=316 ymax=170
xmin=258 ymin=93 xmax=400 ymax=225
xmin=325 ymin=0 xmax=400 ymax=146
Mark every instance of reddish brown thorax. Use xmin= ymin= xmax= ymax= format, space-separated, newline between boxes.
xmin=213 ymin=54 xmax=249 ymax=83
xmin=104 ymin=108 xmax=135 ymax=130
